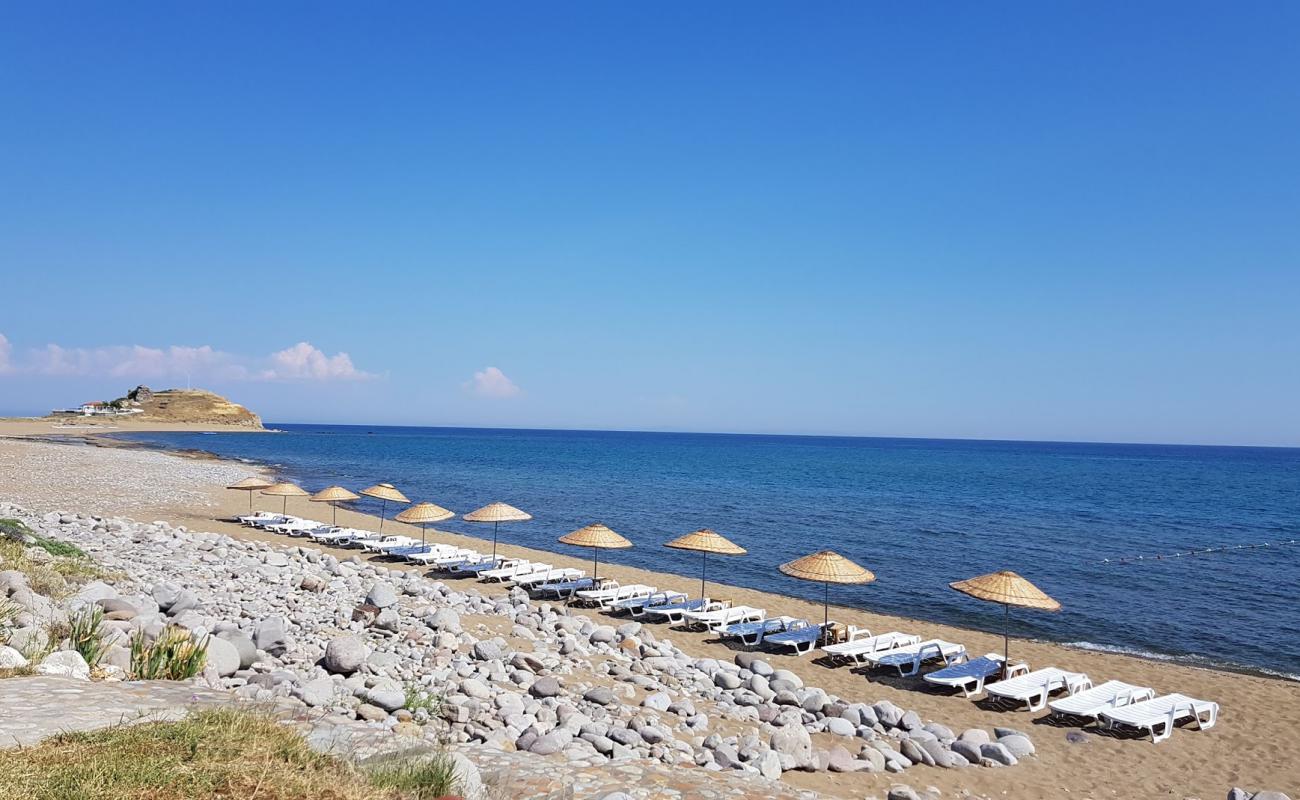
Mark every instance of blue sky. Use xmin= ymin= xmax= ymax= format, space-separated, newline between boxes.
xmin=1 ymin=3 xmax=1297 ymax=445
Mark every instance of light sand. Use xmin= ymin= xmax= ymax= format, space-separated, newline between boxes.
xmin=1 ymin=434 xmax=1296 ymax=799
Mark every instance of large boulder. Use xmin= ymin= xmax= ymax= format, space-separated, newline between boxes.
xmin=216 ymin=631 xmax=257 ymax=670
xmin=37 ymin=650 xmax=90 ymax=681
xmin=770 ymin=721 xmax=813 ymax=770
xmin=365 ymin=583 xmax=398 ymax=609
xmin=0 ymin=645 xmax=28 ymax=670
xmin=254 ymin=617 xmax=291 ymax=656
xmin=204 ymin=636 xmax=241 ymax=677
xmin=323 ymin=635 xmax=367 ymax=674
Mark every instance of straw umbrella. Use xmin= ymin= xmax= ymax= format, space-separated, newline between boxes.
xmin=950 ymin=570 xmax=1059 ymax=677
xmin=227 ymin=476 xmax=271 ymax=512
xmin=464 ymin=502 xmax=532 ymax=561
xmin=260 ymin=482 xmax=309 ymax=515
xmin=359 ymin=483 xmax=410 ymax=533
xmin=778 ymin=550 xmax=875 ymax=633
xmin=395 ymin=502 xmax=455 ymax=547
xmin=558 ymin=523 xmax=631 ymax=583
xmin=665 ymin=529 xmax=746 ymax=599
xmin=310 ymin=486 xmax=360 ymax=526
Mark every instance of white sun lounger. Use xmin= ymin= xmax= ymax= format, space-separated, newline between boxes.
xmin=403 ymin=546 xmax=466 ymax=565
xmin=1098 ymin=693 xmax=1219 ymax=743
xmin=985 ymin=667 xmax=1092 ymax=712
xmin=576 ymin=583 xmax=656 ymax=607
xmin=598 ymin=584 xmax=659 ymax=611
xmin=514 ymin=568 xmax=582 ymax=588
xmin=863 ymin=639 xmax=967 ymax=676
xmin=679 ymin=604 xmax=764 ymax=631
xmin=481 ymin=561 xmax=546 ymax=582
xmin=923 ymin=654 xmax=1028 ymax=697
xmin=362 ymin=536 xmax=420 ymax=553
xmin=238 ymin=512 xmax=285 ymax=526
xmin=1048 ymin=680 xmax=1156 ymax=720
xmin=821 ymin=631 xmax=922 ymax=665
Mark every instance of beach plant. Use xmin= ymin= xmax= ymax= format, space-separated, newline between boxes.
xmin=0 ymin=519 xmax=88 ymax=560
xmin=68 ymin=605 xmax=111 ymax=668
xmin=129 ymin=626 xmax=208 ymax=681
xmin=365 ymin=751 xmax=461 ymax=799
xmin=402 ymin=682 xmax=443 ymax=717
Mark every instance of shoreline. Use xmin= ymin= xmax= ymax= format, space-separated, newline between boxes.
xmin=86 ymin=429 xmax=1300 ymax=686
xmin=2 ymin=431 xmax=1298 ymax=797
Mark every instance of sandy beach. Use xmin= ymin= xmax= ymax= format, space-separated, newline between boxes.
xmin=0 ymin=428 xmax=1296 ymax=799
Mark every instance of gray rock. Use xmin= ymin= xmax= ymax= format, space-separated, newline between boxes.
xmin=254 ymin=617 xmax=290 ymax=656
xmin=323 ymin=635 xmax=367 ymax=674
xmin=366 ymin=583 xmax=398 ymax=609
xmin=825 ymin=717 xmax=855 ymax=737
xmin=204 ymin=636 xmax=241 ymax=677
xmin=642 ymin=692 xmax=671 ymax=711
xmin=356 ymin=703 xmax=388 ymax=722
xmin=714 ymin=671 xmax=741 ymax=690
xmin=150 ymin=582 xmax=183 ymax=610
xmin=584 ymin=687 xmax=615 ymax=706
xmin=0 ymin=645 xmax=28 ymax=670
xmin=589 ymin=625 xmax=616 ymax=644
xmin=887 ymin=785 xmax=921 ymax=800
xmin=1250 ymin=793 xmax=1293 ymax=800
xmin=37 ymin=650 xmax=90 ymax=681
xmin=216 ymin=631 xmax=257 ymax=670
xmin=530 ymin=676 xmax=561 ymax=698
xmin=297 ymin=676 xmax=336 ymax=707
xmin=980 ymin=742 xmax=1018 ymax=766
xmin=472 ymin=640 xmax=502 ymax=661
xmin=952 ymin=739 xmax=983 ymax=764
xmin=770 ymin=720 xmax=813 ymax=770
xmin=426 ymin=608 xmax=461 ymax=633
xmin=999 ymin=733 xmax=1035 ymax=758
xmin=899 ymin=710 xmax=923 ymax=731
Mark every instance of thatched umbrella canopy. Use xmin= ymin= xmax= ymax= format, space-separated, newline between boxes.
xmin=665 ymin=529 xmax=746 ymax=599
xmin=779 ymin=550 xmax=875 ymax=631
xmin=558 ymin=523 xmax=631 ymax=582
xmin=950 ymin=570 xmax=1059 ymax=676
xmin=359 ymin=483 xmax=410 ymax=533
xmin=260 ymin=482 xmax=309 ymax=515
xmin=464 ymin=502 xmax=532 ymax=560
xmin=310 ymin=485 xmax=360 ymax=526
xmin=227 ymin=476 xmax=272 ymax=512
xmin=395 ymin=502 xmax=455 ymax=547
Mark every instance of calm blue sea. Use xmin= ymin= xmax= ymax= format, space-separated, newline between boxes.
xmin=113 ymin=425 xmax=1300 ymax=679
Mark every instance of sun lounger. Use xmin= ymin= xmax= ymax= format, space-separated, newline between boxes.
xmin=865 ymin=639 xmax=967 ymax=676
xmin=364 ymin=536 xmax=421 ymax=553
xmin=595 ymin=584 xmax=658 ymax=611
xmin=449 ymin=558 xmax=505 ymax=575
xmin=238 ymin=512 xmax=285 ymax=526
xmin=642 ymin=597 xmax=714 ymax=623
xmin=985 ymin=667 xmax=1092 ymax=712
xmin=763 ymin=620 xmax=830 ymax=655
xmin=480 ymin=560 xmax=545 ymax=582
xmin=532 ymin=576 xmax=600 ymax=598
xmin=821 ymin=631 xmax=921 ymax=665
xmin=514 ymin=568 xmax=583 ymax=588
xmin=575 ymin=583 xmax=654 ymax=607
xmin=1098 ymin=693 xmax=1219 ymax=743
xmin=619 ymin=591 xmax=687 ymax=616
xmin=680 ymin=604 xmax=764 ymax=632
xmin=719 ymin=616 xmax=802 ymax=646
xmin=1048 ymin=680 xmax=1156 ymax=720
xmin=924 ymin=654 xmax=1027 ymax=697
xmin=404 ymin=546 xmax=468 ymax=565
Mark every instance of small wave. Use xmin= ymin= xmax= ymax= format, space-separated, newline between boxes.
xmin=1064 ymin=641 xmax=1300 ymax=682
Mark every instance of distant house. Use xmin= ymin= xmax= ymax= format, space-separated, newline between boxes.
xmin=79 ymin=401 xmax=111 ymax=415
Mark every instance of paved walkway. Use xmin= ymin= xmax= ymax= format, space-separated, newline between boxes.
xmin=0 ymin=676 xmax=819 ymax=799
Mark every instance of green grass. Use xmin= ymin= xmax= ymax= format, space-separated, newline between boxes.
xmin=0 ymin=519 xmax=88 ymax=560
xmin=403 ymin=683 xmax=444 ymax=717
xmin=68 ymin=605 xmax=110 ymax=668
xmin=0 ymin=707 xmax=466 ymax=800
xmin=129 ymin=625 xmax=209 ymax=681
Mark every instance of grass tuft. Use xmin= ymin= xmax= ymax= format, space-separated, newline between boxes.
xmin=129 ymin=625 xmax=208 ymax=680
xmin=68 ymin=605 xmax=110 ymax=668
xmin=0 ymin=708 xmax=466 ymax=800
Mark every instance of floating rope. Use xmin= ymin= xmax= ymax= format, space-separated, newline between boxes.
xmin=1097 ymin=539 xmax=1300 ymax=566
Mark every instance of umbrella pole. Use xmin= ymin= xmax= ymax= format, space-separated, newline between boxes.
xmin=1003 ymin=603 xmax=1010 ymax=679
xmin=249 ymin=492 xmax=254 ymax=512
xmin=824 ymin=580 xmax=830 ymax=634
xmin=701 ymin=552 xmax=707 ymax=599
xmin=593 ymin=546 xmax=600 ymax=583
xmin=492 ymin=521 xmax=499 ymax=561
xmin=378 ymin=499 xmax=387 ymax=533
xmin=281 ymin=496 xmax=287 ymax=515
xmin=420 ymin=523 xmax=427 ymax=547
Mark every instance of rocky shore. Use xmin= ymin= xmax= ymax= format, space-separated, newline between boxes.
xmin=0 ymin=503 xmax=1054 ymax=800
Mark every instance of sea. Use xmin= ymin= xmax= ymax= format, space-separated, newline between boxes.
xmin=112 ymin=425 xmax=1300 ymax=680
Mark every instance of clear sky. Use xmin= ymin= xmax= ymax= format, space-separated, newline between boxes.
xmin=1 ymin=3 xmax=1297 ymax=446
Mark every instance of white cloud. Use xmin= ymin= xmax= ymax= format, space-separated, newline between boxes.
xmin=263 ymin=342 xmax=369 ymax=381
xmin=0 ymin=333 xmax=373 ymax=383
xmin=467 ymin=366 xmax=521 ymax=398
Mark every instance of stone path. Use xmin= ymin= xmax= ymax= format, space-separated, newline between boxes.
xmin=0 ymin=676 xmax=818 ymax=799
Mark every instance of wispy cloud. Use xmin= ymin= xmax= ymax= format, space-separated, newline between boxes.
xmin=0 ymin=334 xmax=374 ymax=383
xmin=466 ymin=366 xmax=521 ymax=398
